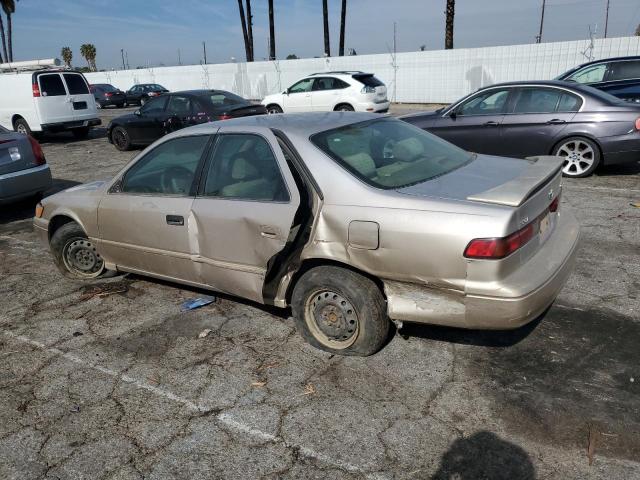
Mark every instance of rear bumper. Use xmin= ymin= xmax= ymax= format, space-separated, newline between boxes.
xmin=384 ymin=209 xmax=580 ymax=330
xmin=41 ymin=118 xmax=101 ymax=132
xmin=600 ymin=134 xmax=640 ymax=165
xmin=0 ymin=164 xmax=52 ymax=204
xmin=602 ymin=149 xmax=640 ymax=166
xmin=98 ymin=97 xmax=125 ymax=106
xmin=355 ymin=100 xmax=390 ymax=113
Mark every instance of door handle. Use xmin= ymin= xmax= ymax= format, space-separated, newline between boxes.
xmin=483 ymin=121 xmax=500 ymax=127
xmin=166 ymin=215 xmax=184 ymax=226
xmin=260 ymin=225 xmax=279 ymax=238
xmin=546 ymin=119 xmax=566 ymax=124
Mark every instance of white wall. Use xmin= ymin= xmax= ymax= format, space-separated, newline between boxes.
xmin=85 ymin=36 xmax=640 ymax=104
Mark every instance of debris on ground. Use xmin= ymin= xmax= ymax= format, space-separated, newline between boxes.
xmin=256 ymin=362 xmax=279 ymax=372
xmin=181 ymin=296 xmax=216 ymax=312
xmin=79 ymin=281 xmax=130 ymax=301
xmin=70 ymin=405 xmax=81 ymax=413
xmin=251 ymin=381 xmax=267 ymax=387
xmin=197 ymin=329 xmax=212 ymax=339
xmin=630 ymin=202 xmax=640 ymax=208
xmin=587 ymin=423 xmax=599 ymax=465
xmin=302 ymin=383 xmax=316 ymax=396
xmin=72 ymin=331 xmax=83 ymax=337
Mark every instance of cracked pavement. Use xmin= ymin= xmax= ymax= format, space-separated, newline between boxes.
xmin=1 ymin=106 xmax=639 ymax=479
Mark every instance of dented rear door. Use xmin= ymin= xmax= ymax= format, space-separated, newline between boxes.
xmin=190 ymin=127 xmax=300 ymax=304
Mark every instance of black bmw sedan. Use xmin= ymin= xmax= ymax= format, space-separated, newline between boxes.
xmin=402 ymin=81 xmax=640 ymax=177
xmin=107 ymin=90 xmax=267 ymax=151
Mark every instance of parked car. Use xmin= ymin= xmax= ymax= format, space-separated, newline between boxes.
xmin=35 ymin=112 xmax=579 ymax=356
xmin=90 ymin=83 xmax=126 ymax=109
xmin=0 ymin=125 xmax=51 ymax=203
xmin=401 ymin=80 xmax=640 ymax=178
xmin=125 ymin=84 xmax=169 ymax=106
xmin=107 ymin=89 xmax=267 ymax=151
xmin=0 ymin=67 xmax=100 ymax=139
xmin=261 ymin=71 xmax=389 ymax=114
xmin=555 ymin=56 xmax=640 ymax=103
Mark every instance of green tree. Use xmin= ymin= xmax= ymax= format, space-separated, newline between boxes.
xmin=61 ymin=46 xmax=72 ymax=68
xmin=80 ymin=43 xmax=97 ymax=71
xmin=445 ymin=0 xmax=455 ymax=49
xmin=286 ymin=53 xmax=298 ymax=60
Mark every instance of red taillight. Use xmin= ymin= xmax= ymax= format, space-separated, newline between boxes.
xmin=104 ymin=92 xmax=113 ymax=97
xmin=635 ymin=118 xmax=640 ymax=131
xmin=32 ymin=82 xmax=41 ymax=97
xmin=27 ymin=135 xmax=46 ymax=165
xmin=219 ymin=114 xmax=232 ymax=120
xmin=549 ymin=194 xmax=560 ymax=212
xmin=464 ymin=223 xmax=535 ymax=259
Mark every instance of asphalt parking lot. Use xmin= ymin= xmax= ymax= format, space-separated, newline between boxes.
xmin=1 ymin=106 xmax=639 ymax=479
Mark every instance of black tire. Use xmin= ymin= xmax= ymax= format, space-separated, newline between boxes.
xmin=71 ymin=127 xmax=90 ymax=139
xmin=140 ymin=96 xmax=148 ymax=106
xmin=50 ymin=222 xmax=115 ymax=280
xmin=110 ymin=126 xmax=131 ymax=151
xmin=553 ymin=136 xmax=601 ymax=178
xmin=291 ymin=266 xmax=389 ymax=356
xmin=95 ymin=101 xmax=103 ymax=109
xmin=266 ymin=104 xmax=283 ymax=114
xmin=13 ymin=117 xmax=32 ymax=136
xmin=335 ymin=103 xmax=354 ymax=112
xmin=116 ymin=103 xmax=125 ymax=108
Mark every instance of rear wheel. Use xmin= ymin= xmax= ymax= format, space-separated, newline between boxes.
xmin=140 ymin=96 xmax=148 ymax=106
xmin=71 ymin=127 xmax=90 ymax=139
xmin=553 ymin=136 xmax=600 ymax=178
xmin=335 ymin=103 xmax=354 ymax=112
xmin=116 ymin=103 xmax=125 ymax=108
xmin=111 ymin=126 xmax=131 ymax=151
xmin=267 ymin=104 xmax=283 ymax=114
xmin=291 ymin=266 xmax=390 ymax=356
xmin=13 ymin=117 xmax=32 ymax=136
xmin=50 ymin=222 xmax=113 ymax=280
xmin=95 ymin=101 xmax=103 ymax=109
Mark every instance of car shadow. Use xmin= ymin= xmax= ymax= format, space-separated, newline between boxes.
xmin=0 ymin=179 xmax=80 ymax=225
xmin=431 ymin=431 xmax=536 ymax=479
xmin=38 ymin=127 xmax=109 ymax=145
xmin=596 ymin=160 xmax=640 ymax=176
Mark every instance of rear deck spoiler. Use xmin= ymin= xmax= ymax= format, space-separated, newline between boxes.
xmin=466 ymin=156 xmax=563 ymax=207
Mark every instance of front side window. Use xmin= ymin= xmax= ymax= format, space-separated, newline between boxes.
xmin=311 ymin=118 xmax=473 ymax=189
xmin=121 ymin=135 xmax=209 ymax=195
xmin=606 ymin=60 xmax=640 ymax=81
xmin=203 ymin=134 xmax=289 ymax=201
xmin=567 ymin=64 xmax=606 ymax=83
xmin=457 ymin=89 xmax=509 ymax=116
xmin=288 ymin=78 xmax=314 ymax=94
xmin=39 ymin=74 xmax=66 ymax=96
xmin=140 ymin=96 xmax=168 ymax=114
xmin=166 ymin=96 xmax=192 ymax=115
xmin=510 ymin=88 xmax=562 ymax=114
xmin=63 ymin=74 xmax=90 ymax=95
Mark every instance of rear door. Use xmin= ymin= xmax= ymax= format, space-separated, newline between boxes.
xmin=165 ymin=95 xmax=197 ymax=132
xmin=283 ymin=78 xmax=314 ymax=112
xmin=429 ymin=87 xmax=511 ymax=154
xmin=189 ymin=128 xmax=300 ymax=303
xmin=311 ymin=77 xmax=348 ymax=111
xmin=133 ymin=95 xmax=169 ymax=143
xmin=62 ymin=73 xmax=96 ymax=121
xmin=36 ymin=73 xmax=72 ymax=125
xmin=499 ymin=87 xmax=579 ymax=158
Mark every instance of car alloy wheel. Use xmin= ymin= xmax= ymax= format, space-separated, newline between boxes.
xmin=556 ymin=139 xmax=596 ymax=177
xmin=16 ymin=123 xmax=28 ymax=134
xmin=304 ymin=289 xmax=360 ymax=349
xmin=267 ymin=106 xmax=282 ymax=114
xmin=111 ymin=127 xmax=130 ymax=151
xmin=62 ymin=237 xmax=105 ymax=278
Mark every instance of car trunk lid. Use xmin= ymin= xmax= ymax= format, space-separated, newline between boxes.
xmin=223 ymin=104 xmax=268 ymax=118
xmin=0 ymin=133 xmax=38 ymax=175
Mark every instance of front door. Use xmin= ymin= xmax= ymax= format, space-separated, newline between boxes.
xmin=97 ymin=134 xmax=213 ymax=283
xmin=190 ymin=128 xmax=300 ymax=303
xmin=36 ymin=73 xmax=72 ymax=125
xmin=499 ymin=87 xmax=579 ymax=158
xmin=283 ymin=78 xmax=314 ymax=112
xmin=131 ymin=96 xmax=168 ymax=144
xmin=430 ymin=87 xmax=512 ymax=154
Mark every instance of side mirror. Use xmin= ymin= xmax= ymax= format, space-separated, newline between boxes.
xmin=284 ymin=89 xmax=290 ymax=95
xmin=449 ymin=109 xmax=458 ymax=119
xmin=134 ymin=109 xmax=141 ymax=116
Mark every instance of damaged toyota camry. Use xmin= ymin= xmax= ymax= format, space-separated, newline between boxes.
xmin=34 ymin=113 xmax=580 ymax=356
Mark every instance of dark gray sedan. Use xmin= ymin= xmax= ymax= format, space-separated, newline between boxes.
xmin=402 ymin=81 xmax=640 ymax=177
xmin=0 ymin=126 xmax=52 ymax=204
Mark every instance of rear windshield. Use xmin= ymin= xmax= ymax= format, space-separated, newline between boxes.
xmin=353 ymin=74 xmax=384 ymax=88
xmin=311 ymin=118 xmax=472 ymax=189
xmin=200 ymin=91 xmax=245 ymax=106
xmin=144 ymin=84 xmax=166 ymax=92
xmin=97 ymin=84 xmax=118 ymax=92
xmin=63 ymin=74 xmax=90 ymax=94
xmin=39 ymin=74 xmax=66 ymax=96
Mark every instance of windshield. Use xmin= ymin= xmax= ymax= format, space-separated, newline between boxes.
xmin=311 ymin=118 xmax=473 ymax=189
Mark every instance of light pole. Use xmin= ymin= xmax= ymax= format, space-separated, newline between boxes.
xmin=536 ymin=0 xmax=546 ymax=43
xmin=121 ymin=49 xmax=126 ymax=70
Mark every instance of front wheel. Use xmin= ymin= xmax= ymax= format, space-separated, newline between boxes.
xmin=140 ymin=96 xmax=148 ymax=106
xmin=291 ymin=266 xmax=390 ymax=356
xmin=110 ymin=126 xmax=131 ymax=151
xmin=267 ymin=104 xmax=283 ymax=114
xmin=553 ymin=137 xmax=600 ymax=178
xmin=50 ymin=222 xmax=113 ymax=280
xmin=13 ymin=117 xmax=32 ymax=136
xmin=335 ymin=104 xmax=354 ymax=112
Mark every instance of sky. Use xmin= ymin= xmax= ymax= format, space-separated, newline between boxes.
xmin=10 ymin=0 xmax=640 ymax=70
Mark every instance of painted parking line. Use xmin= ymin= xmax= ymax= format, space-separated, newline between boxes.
xmin=2 ymin=330 xmax=387 ymax=479
xmin=563 ymin=185 xmax=640 ymax=194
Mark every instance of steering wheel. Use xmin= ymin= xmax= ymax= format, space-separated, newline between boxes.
xmin=160 ymin=166 xmax=193 ymax=194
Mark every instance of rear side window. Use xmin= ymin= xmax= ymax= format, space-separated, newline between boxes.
xmin=511 ymin=88 xmax=562 ymax=114
xmin=607 ymin=60 xmax=640 ymax=81
xmin=557 ymin=92 xmax=582 ymax=112
xmin=63 ymin=74 xmax=90 ymax=94
xmin=313 ymin=77 xmax=350 ymax=91
xmin=353 ymin=74 xmax=384 ymax=87
xmin=39 ymin=74 xmax=66 ymax=96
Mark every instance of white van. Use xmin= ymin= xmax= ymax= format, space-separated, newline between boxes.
xmin=0 ymin=68 xmax=100 ymax=138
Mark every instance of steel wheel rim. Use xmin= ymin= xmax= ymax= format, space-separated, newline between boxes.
xmin=267 ymin=107 xmax=281 ymax=114
xmin=305 ymin=289 xmax=360 ymax=349
xmin=96 ymin=102 xmax=102 ymax=109
xmin=557 ymin=140 xmax=595 ymax=176
xmin=140 ymin=97 xmax=147 ymax=105
xmin=112 ymin=129 xmax=127 ymax=149
xmin=16 ymin=124 xmax=27 ymax=134
xmin=62 ymin=237 xmax=105 ymax=278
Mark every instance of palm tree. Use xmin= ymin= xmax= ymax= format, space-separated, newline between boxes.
xmin=322 ymin=0 xmax=330 ymax=56
xmin=445 ymin=0 xmax=455 ymax=49
xmin=0 ymin=15 xmax=6 ymax=63
xmin=237 ymin=0 xmax=253 ymax=62
xmin=338 ymin=0 xmax=347 ymax=56
xmin=80 ymin=43 xmax=97 ymax=72
xmin=246 ymin=0 xmax=254 ymax=61
xmin=61 ymin=47 xmax=72 ymax=68
xmin=268 ymin=0 xmax=275 ymax=60
xmin=0 ymin=0 xmax=17 ymax=62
